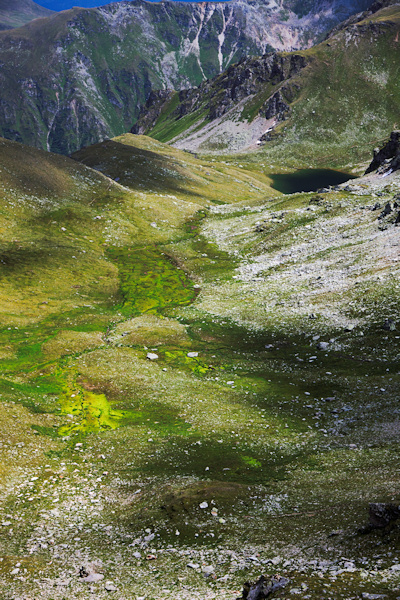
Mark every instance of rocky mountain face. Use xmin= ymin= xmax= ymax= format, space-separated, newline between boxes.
xmin=0 ymin=0 xmax=53 ymax=30
xmin=366 ymin=130 xmax=400 ymax=174
xmin=132 ymin=52 xmax=308 ymax=136
xmin=0 ymin=0 xmax=372 ymax=154
xmin=132 ymin=1 xmax=400 ymax=161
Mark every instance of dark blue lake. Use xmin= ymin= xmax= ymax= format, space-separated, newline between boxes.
xmin=269 ymin=168 xmax=357 ymax=195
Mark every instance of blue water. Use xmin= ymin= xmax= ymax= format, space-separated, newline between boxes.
xmin=269 ymin=169 xmax=356 ymax=195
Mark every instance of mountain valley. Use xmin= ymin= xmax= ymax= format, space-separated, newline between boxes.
xmin=0 ymin=1 xmax=399 ymax=599
xmin=0 ymin=123 xmax=399 ymax=598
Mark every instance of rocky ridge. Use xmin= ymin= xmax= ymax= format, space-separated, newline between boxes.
xmin=0 ymin=0 xmax=372 ymax=153
xmin=132 ymin=53 xmax=308 ymax=137
xmin=366 ymin=130 xmax=400 ymax=175
xmin=131 ymin=2 xmax=400 ymax=159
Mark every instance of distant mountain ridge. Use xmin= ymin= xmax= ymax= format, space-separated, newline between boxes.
xmin=0 ymin=0 xmax=372 ymax=153
xmin=0 ymin=0 xmax=53 ymax=30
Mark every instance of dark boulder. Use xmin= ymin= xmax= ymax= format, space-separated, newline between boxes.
xmin=237 ymin=574 xmax=290 ymax=600
xmin=365 ymin=131 xmax=400 ymax=175
xmin=369 ymin=502 xmax=400 ymax=528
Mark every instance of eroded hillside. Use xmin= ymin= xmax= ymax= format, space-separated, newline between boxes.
xmin=132 ymin=2 xmax=400 ymax=167
xmin=0 ymin=0 xmax=372 ymax=154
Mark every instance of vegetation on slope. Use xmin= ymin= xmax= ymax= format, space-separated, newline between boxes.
xmin=134 ymin=3 xmax=400 ymax=169
xmin=0 ymin=0 xmax=378 ymax=154
xmin=0 ymin=131 xmax=399 ymax=598
xmin=0 ymin=0 xmax=53 ymax=31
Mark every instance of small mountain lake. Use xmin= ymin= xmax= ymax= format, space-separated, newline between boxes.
xmin=269 ymin=168 xmax=357 ymax=194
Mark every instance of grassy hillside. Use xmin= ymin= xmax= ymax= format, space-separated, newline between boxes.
xmin=135 ymin=4 xmax=400 ymax=170
xmin=0 ymin=0 xmax=53 ymax=30
xmin=0 ymin=132 xmax=399 ymax=598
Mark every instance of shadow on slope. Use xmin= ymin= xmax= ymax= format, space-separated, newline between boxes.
xmin=72 ymin=138 xmax=204 ymax=198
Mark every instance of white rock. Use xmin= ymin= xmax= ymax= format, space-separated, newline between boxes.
xmin=147 ymin=353 xmax=159 ymax=360
xmin=105 ymin=581 xmax=117 ymax=592
xmin=187 ymin=352 xmax=199 ymax=358
xmin=199 ymin=501 xmax=208 ymax=509
xmin=82 ymin=573 xmax=104 ymax=583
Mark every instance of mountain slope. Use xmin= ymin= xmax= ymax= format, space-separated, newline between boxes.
xmin=0 ymin=0 xmax=372 ymax=154
xmin=0 ymin=0 xmax=53 ymax=30
xmin=1 ymin=131 xmax=400 ymax=599
xmin=132 ymin=2 xmax=400 ymax=167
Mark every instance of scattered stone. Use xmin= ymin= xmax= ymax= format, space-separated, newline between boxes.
xmin=371 ymin=202 xmax=382 ymax=211
xmin=237 ymin=574 xmax=290 ymax=600
xmin=105 ymin=581 xmax=117 ymax=592
xmin=79 ymin=565 xmax=104 ymax=584
xmin=187 ymin=352 xmax=199 ymax=358
xmin=187 ymin=562 xmax=200 ymax=569
xmin=328 ymin=530 xmax=343 ymax=537
xmin=378 ymin=202 xmax=393 ymax=219
xmin=368 ymin=502 xmax=400 ymax=529
xmin=199 ymin=501 xmax=209 ymax=509
xmin=79 ymin=570 xmax=104 ymax=584
xmin=382 ymin=319 xmax=396 ymax=331
xmin=361 ymin=594 xmax=387 ymax=599
xmin=202 ymin=565 xmax=214 ymax=577
xmin=146 ymin=352 xmax=159 ymax=360
xmin=317 ymin=341 xmax=329 ymax=350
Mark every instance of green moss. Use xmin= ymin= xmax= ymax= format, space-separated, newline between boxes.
xmin=107 ymin=245 xmax=197 ymax=317
xmin=58 ymin=388 xmax=129 ymax=436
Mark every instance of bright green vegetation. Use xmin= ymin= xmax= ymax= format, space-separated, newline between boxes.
xmin=0 ymin=130 xmax=399 ymax=600
xmin=107 ymin=246 xmax=196 ymax=316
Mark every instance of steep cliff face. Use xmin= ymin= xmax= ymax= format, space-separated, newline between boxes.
xmin=0 ymin=0 xmax=372 ymax=154
xmin=132 ymin=3 xmax=400 ymax=160
xmin=0 ymin=0 xmax=53 ymax=30
xmin=132 ymin=52 xmax=308 ymax=137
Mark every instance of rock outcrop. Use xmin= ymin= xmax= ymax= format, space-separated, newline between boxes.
xmin=237 ymin=575 xmax=290 ymax=599
xmin=132 ymin=52 xmax=308 ymax=136
xmin=365 ymin=131 xmax=400 ymax=175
